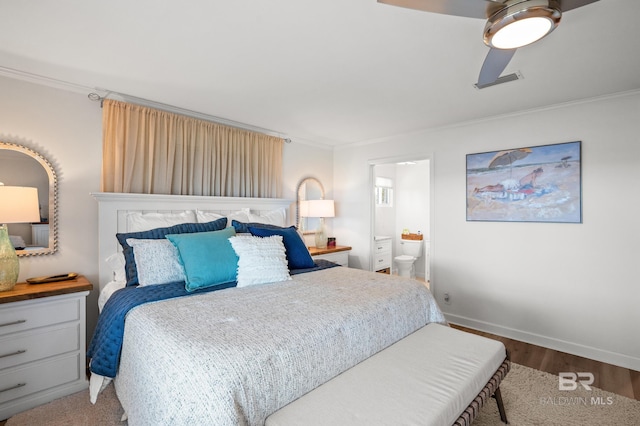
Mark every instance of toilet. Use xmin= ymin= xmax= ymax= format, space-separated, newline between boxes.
xmin=394 ymin=239 xmax=423 ymax=278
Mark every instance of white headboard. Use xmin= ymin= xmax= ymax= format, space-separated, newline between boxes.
xmin=91 ymin=192 xmax=294 ymax=291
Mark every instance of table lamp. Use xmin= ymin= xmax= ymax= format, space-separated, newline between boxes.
xmin=0 ymin=184 xmax=40 ymax=291
xmin=305 ymin=199 xmax=335 ymax=249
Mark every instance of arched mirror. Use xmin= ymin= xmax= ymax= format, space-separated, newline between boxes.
xmin=0 ymin=142 xmax=57 ymax=256
xmin=296 ymin=177 xmax=324 ymax=234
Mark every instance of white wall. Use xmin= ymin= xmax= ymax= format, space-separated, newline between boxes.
xmin=282 ymin=139 xmax=334 ymax=246
xmin=333 ymin=91 xmax=640 ymax=371
xmin=0 ymin=76 xmax=103 ymax=337
xmin=282 ymin=139 xmax=333 ymax=202
xmin=0 ymin=76 xmax=333 ymax=341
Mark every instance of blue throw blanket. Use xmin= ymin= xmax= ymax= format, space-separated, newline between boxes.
xmin=87 ymin=260 xmax=339 ymax=378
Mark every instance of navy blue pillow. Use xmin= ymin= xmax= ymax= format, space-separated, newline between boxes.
xmin=248 ymin=225 xmax=316 ymax=270
xmin=116 ymin=218 xmax=227 ymax=287
xmin=232 ymin=220 xmax=286 ymax=234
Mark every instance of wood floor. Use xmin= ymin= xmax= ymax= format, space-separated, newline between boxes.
xmin=451 ymin=324 xmax=640 ymax=401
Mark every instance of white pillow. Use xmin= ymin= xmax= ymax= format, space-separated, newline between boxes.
xmin=248 ymin=208 xmax=286 ymax=227
xmin=98 ymin=280 xmax=126 ymax=313
xmin=126 ymin=238 xmax=185 ymax=286
xmin=105 ymin=252 xmax=126 ymax=283
xmin=126 ymin=210 xmax=196 ymax=232
xmin=195 ymin=210 xmax=225 ymax=223
xmin=228 ymin=235 xmax=291 ymax=287
xmin=225 ymin=208 xmax=251 ymax=226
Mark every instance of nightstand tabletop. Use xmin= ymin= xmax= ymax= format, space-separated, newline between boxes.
xmin=0 ymin=275 xmax=92 ymax=304
xmin=308 ymin=245 xmax=352 ymax=256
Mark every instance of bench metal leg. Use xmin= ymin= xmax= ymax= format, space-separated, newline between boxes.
xmin=493 ymin=387 xmax=508 ymax=424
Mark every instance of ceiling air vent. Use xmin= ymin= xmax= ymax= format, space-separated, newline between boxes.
xmin=474 ymin=71 xmax=523 ymax=90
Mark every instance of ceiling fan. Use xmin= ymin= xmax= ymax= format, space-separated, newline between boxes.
xmin=377 ymin=0 xmax=599 ymax=88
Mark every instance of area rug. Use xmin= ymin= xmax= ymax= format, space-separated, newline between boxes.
xmin=473 ymin=363 xmax=639 ymax=426
xmin=6 ymin=364 xmax=640 ymax=425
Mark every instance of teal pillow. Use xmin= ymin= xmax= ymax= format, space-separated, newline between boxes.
xmin=166 ymin=227 xmax=238 ymax=292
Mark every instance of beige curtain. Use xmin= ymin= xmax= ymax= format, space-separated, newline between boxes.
xmin=101 ymin=99 xmax=283 ymax=197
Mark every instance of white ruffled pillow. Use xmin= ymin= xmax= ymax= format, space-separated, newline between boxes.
xmin=126 ymin=238 xmax=185 ymax=286
xmin=228 ymin=235 xmax=291 ymax=287
xmin=126 ymin=210 xmax=196 ymax=232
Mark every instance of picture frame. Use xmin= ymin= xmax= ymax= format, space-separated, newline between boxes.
xmin=466 ymin=141 xmax=582 ymax=223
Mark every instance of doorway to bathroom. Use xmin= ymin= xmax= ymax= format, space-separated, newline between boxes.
xmin=369 ymin=155 xmax=432 ymax=284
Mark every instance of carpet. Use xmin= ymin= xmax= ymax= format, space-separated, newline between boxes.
xmin=473 ymin=364 xmax=639 ymax=426
xmin=6 ymin=364 xmax=640 ymax=425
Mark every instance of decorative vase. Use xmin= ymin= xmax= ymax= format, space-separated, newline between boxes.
xmin=0 ymin=224 xmax=19 ymax=291
xmin=314 ymin=218 xmax=328 ymax=249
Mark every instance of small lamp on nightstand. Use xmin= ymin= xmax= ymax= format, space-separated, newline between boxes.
xmin=0 ymin=184 xmax=40 ymax=291
xmin=305 ymin=199 xmax=335 ymax=249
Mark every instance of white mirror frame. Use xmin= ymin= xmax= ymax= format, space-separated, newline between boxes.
xmin=0 ymin=142 xmax=58 ymax=256
xmin=296 ymin=177 xmax=324 ymax=234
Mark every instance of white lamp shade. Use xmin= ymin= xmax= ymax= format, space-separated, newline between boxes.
xmin=305 ymin=199 xmax=335 ymax=218
xmin=0 ymin=186 xmax=40 ymax=223
xmin=299 ymin=200 xmax=310 ymax=217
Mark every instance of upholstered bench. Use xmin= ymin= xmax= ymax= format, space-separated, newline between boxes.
xmin=266 ymin=323 xmax=509 ymax=426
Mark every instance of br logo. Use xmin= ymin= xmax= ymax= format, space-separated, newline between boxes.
xmin=558 ymin=372 xmax=594 ymax=391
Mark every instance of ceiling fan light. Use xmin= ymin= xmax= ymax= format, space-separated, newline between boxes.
xmin=484 ymin=0 xmax=561 ymax=49
xmin=492 ymin=17 xmax=553 ymax=49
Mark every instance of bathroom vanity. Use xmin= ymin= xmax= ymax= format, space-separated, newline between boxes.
xmin=373 ymin=236 xmax=392 ymax=274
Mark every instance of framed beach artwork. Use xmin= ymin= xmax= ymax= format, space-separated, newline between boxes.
xmin=466 ymin=141 xmax=582 ymax=223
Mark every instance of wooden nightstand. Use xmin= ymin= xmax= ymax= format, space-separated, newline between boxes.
xmin=0 ymin=276 xmax=92 ymax=420
xmin=308 ymin=245 xmax=351 ymax=267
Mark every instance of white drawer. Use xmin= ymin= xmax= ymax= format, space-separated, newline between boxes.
xmin=374 ymin=239 xmax=391 ymax=255
xmin=374 ymin=239 xmax=392 ymax=271
xmin=0 ymin=297 xmax=81 ymax=337
xmin=374 ymin=254 xmax=391 ymax=270
xmin=0 ymin=324 xmax=80 ymax=370
xmin=0 ymin=284 xmax=89 ymax=420
xmin=0 ymin=353 xmax=82 ymax=405
xmin=313 ymin=251 xmax=349 ymax=267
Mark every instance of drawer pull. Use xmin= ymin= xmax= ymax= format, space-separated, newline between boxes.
xmin=0 ymin=383 xmax=26 ymax=393
xmin=0 ymin=319 xmax=27 ymax=328
xmin=0 ymin=349 xmax=26 ymax=359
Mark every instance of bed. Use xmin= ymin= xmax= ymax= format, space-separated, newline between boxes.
xmin=88 ymin=192 xmax=447 ymax=425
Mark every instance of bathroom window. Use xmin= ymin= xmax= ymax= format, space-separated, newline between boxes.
xmin=375 ymin=177 xmax=393 ymax=207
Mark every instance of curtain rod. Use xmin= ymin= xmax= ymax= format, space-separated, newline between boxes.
xmin=88 ymin=91 xmax=292 ymax=143
xmin=0 ymin=65 xmax=291 ymax=143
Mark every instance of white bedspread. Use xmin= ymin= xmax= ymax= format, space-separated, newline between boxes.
xmin=114 ymin=267 xmax=446 ymax=426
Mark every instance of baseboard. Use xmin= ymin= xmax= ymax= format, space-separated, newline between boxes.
xmin=445 ymin=313 xmax=640 ymax=372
